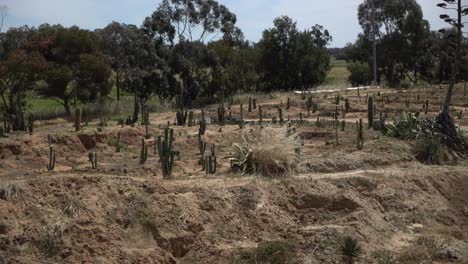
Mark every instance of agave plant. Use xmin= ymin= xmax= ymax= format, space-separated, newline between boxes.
xmin=339 ymin=236 xmax=362 ymax=264
xmin=386 ymin=112 xmax=424 ymax=139
xmin=229 ymin=142 xmax=256 ymax=174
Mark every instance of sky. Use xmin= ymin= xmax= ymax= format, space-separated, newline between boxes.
xmin=1 ymin=0 xmax=451 ymax=47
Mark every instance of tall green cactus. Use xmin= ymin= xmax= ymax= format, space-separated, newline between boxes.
xmin=248 ymin=97 xmax=252 ymax=112
xmin=140 ymin=138 xmax=148 ymax=164
xmin=157 ymin=127 xmax=176 ymax=178
xmin=356 ymin=118 xmax=364 ymax=150
xmin=188 ymin=111 xmax=194 ymax=127
xmin=345 ymin=98 xmax=350 ymax=113
xmin=199 ymin=110 xmax=207 ymax=135
xmin=198 ymin=132 xmax=207 ymax=166
xmin=259 ymin=106 xmax=263 ymax=126
xmin=253 ymin=98 xmax=257 ymax=109
xmin=176 ymin=110 xmax=188 ymax=126
xmin=278 ymin=108 xmax=284 ymax=126
xmin=88 ymin=152 xmax=98 ymax=169
xmin=368 ymin=96 xmax=374 ymax=129
xmin=239 ymin=104 xmax=244 ymax=129
xmin=47 ymin=146 xmax=56 ymax=171
xmin=287 ymin=97 xmax=291 ymax=110
xmin=28 ymin=113 xmax=34 ymax=135
xmin=74 ymin=108 xmax=81 ymax=132
xmin=205 ymin=144 xmax=217 ymax=174
xmin=116 ymin=132 xmax=121 ymax=153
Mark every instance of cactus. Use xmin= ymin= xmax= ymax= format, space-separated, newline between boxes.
xmin=188 ymin=111 xmax=194 ymax=127
xmin=341 ymin=105 xmax=345 ymax=118
xmin=88 ymin=152 xmax=98 ymax=169
xmin=0 ymin=127 xmax=4 ymax=138
xmin=199 ymin=110 xmax=207 ymax=135
xmin=116 ymin=132 xmax=121 ymax=153
xmin=239 ymin=104 xmax=244 ymax=129
xmin=356 ymin=118 xmax=364 ymax=150
xmin=253 ymin=98 xmax=257 ymax=109
xmin=335 ymin=120 xmax=339 ymax=144
xmin=316 ymin=116 xmax=321 ymax=127
xmin=74 ymin=108 xmax=81 ymax=132
xmin=299 ymin=112 xmax=303 ymax=123
xmin=345 ymin=98 xmax=350 ymax=113
xmin=217 ymin=105 xmax=225 ymax=124
xmin=341 ymin=120 xmax=346 ymax=131
xmin=458 ymin=110 xmax=463 ymax=120
xmin=47 ymin=146 xmax=56 ymax=171
xmin=205 ymin=144 xmax=217 ymax=174
xmin=28 ymin=113 xmax=34 ymax=135
xmin=176 ymin=110 xmax=188 ymax=126
xmin=140 ymin=138 xmax=148 ymax=164
xmin=425 ymin=100 xmax=429 ymax=115
xmin=335 ymin=95 xmax=340 ymax=105
xmin=248 ymin=97 xmax=252 ymax=112
xmin=198 ymin=132 xmax=207 ymax=166
xmin=278 ymin=108 xmax=284 ymax=126
xmin=368 ymin=96 xmax=374 ymax=129
xmin=312 ymin=102 xmax=318 ymax=113
xmin=287 ymin=97 xmax=291 ymax=110
xmin=157 ymin=127 xmax=176 ymax=179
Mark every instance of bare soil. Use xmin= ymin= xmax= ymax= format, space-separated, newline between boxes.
xmin=0 ymin=85 xmax=467 ymax=263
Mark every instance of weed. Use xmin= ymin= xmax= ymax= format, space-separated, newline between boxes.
xmin=0 ymin=184 xmax=20 ymax=201
xmin=238 ymin=240 xmax=295 ymax=264
xmin=37 ymin=222 xmax=66 ymax=257
xmin=339 ymin=236 xmax=362 ymax=264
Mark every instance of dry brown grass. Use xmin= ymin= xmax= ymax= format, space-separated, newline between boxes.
xmin=233 ymin=127 xmax=301 ymax=177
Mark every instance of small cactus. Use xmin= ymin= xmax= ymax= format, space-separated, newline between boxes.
xmin=188 ymin=111 xmax=194 ymax=127
xmin=368 ymin=96 xmax=374 ymax=129
xmin=47 ymin=146 xmax=56 ymax=171
xmin=217 ymin=105 xmax=225 ymax=124
xmin=88 ymin=152 xmax=98 ymax=169
xmin=198 ymin=132 xmax=207 ymax=166
xmin=28 ymin=113 xmax=34 ymax=135
xmin=312 ymin=102 xmax=318 ymax=113
xmin=74 ymin=108 xmax=81 ymax=132
xmin=356 ymin=118 xmax=364 ymax=150
xmin=176 ymin=110 xmax=188 ymax=126
xmin=287 ymin=97 xmax=291 ymax=110
xmin=248 ymin=97 xmax=252 ymax=112
xmin=199 ymin=110 xmax=207 ymax=135
xmin=205 ymin=144 xmax=217 ymax=174
xmin=253 ymin=98 xmax=257 ymax=109
xmin=239 ymin=104 xmax=244 ymax=129
xmin=140 ymin=138 xmax=148 ymax=164
xmin=259 ymin=106 xmax=263 ymax=126
xmin=425 ymin=100 xmax=429 ymax=115
xmin=278 ymin=108 xmax=284 ymax=125
xmin=341 ymin=120 xmax=346 ymax=131
xmin=345 ymin=98 xmax=350 ymax=113
xmin=116 ymin=132 xmax=121 ymax=153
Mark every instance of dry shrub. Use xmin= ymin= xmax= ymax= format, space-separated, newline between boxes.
xmin=230 ymin=127 xmax=301 ymax=177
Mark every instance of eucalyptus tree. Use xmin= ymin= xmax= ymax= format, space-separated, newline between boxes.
xmin=357 ymin=0 xmax=430 ymax=87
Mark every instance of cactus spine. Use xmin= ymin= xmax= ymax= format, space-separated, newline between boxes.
xmin=74 ymin=108 xmax=81 ymax=132
xmin=356 ymin=118 xmax=364 ymax=150
xmin=88 ymin=152 xmax=97 ymax=169
xmin=368 ymin=96 xmax=374 ymax=129
xmin=157 ymin=127 xmax=176 ymax=179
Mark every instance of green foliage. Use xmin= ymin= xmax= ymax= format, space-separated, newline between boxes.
xmin=176 ymin=109 xmax=188 ymax=126
xmin=257 ymin=16 xmax=331 ymax=92
xmin=229 ymin=143 xmax=255 ymax=174
xmin=414 ymin=134 xmax=449 ymax=164
xmin=339 ymin=236 xmax=362 ymax=264
xmin=347 ymin=61 xmax=370 ymax=86
xmin=386 ymin=112 xmax=424 ymax=140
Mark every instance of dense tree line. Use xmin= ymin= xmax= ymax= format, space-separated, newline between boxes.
xmin=345 ymin=0 xmax=468 ymax=88
xmin=0 ymin=0 xmax=332 ymax=129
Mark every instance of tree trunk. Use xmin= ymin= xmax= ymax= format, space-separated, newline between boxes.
xmin=116 ymin=69 xmax=120 ymax=102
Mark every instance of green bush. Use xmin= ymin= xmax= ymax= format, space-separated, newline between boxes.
xmin=414 ymin=135 xmax=449 ymax=164
xmin=386 ymin=112 xmax=423 ymax=140
xmin=347 ymin=62 xmax=370 ymax=87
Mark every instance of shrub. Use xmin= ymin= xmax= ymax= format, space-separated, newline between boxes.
xmin=339 ymin=236 xmax=362 ymax=264
xmin=0 ymin=184 xmax=20 ymax=201
xmin=38 ymin=222 xmax=66 ymax=257
xmin=386 ymin=112 xmax=424 ymax=140
xmin=414 ymin=135 xmax=449 ymax=164
xmin=229 ymin=127 xmax=301 ymax=177
xmin=238 ymin=240 xmax=294 ymax=264
xmin=347 ymin=62 xmax=370 ymax=87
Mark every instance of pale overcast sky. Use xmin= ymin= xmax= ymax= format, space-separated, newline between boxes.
xmin=1 ymin=0 xmax=451 ymax=47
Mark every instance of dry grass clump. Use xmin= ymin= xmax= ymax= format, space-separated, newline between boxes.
xmin=229 ymin=127 xmax=301 ymax=177
xmin=0 ymin=184 xmax=20 ymax=201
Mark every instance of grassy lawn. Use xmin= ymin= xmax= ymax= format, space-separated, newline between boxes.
xmin=325 ymin=59 xmax=350 ymax=87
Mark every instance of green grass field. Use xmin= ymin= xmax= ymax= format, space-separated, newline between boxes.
xmin=325 ymin=59 xmax=350 ymax=87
